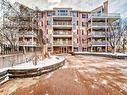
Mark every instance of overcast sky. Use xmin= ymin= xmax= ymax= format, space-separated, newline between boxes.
xmin=8 ymin=0 xmax=127 ymax=18
xmin=108 ymin=0 xmax=127 ymax=18
xmin=9 ymin=0 xmax=106 ymax=11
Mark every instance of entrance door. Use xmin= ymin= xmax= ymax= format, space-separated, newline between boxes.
xmin=61 ymin=47 xmax=67 ymax=54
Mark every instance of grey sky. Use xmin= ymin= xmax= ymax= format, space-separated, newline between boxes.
xmin=108 ymin=0 xmax=127 ymax=18
xmin=9 ymin=0 xmax=106 ymax=11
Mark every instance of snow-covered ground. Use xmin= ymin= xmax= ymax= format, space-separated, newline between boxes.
xmin=75 ymin=52 xmax=127 ymax=56
xmin=0 ymin=56 xmax=64 ymax=71
xmin=11 ymin=56 xmax=65 ymax=69
xmin=0 ymin=56 xmax=65 ymax=84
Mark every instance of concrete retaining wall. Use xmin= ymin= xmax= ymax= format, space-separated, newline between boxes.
xmin=0 ymin=57 xmax=65 ymax=85
xmin=0 ymin=53 xmax=35 ymax=69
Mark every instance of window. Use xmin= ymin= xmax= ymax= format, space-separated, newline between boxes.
xmin=72 ymin=11 xmax=77 ymax=17
xmin=41 ymin=21 xmax=43 ymax=26
xmin=77 ymin=30 xmax=78 ymax=34
xmin=82 ymin=30 xmax=84 ymax=35
xmin=58 ymin=9 xmax=68 ymax=16
xmin=82 ymin=22 xmax=86 ymax=27
xmin=82 ymin=14 xmax=86 ymax=18
xmin=97 ymin=11 xmax=102 ymax=16
xmin=47 ymin=12 xmax=52 ymax=16
xmin=47 ymin=19 xmax=52 ymax=25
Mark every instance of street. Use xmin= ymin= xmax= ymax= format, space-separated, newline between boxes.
xmin=0 ymin=55 xmax=127 ymax=95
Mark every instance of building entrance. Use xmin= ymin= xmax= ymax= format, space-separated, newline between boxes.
xmin=53 ymin=46 xmax=72 ymax=54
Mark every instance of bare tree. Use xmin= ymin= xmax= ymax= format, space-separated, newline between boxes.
xmin=120 ymin=19 xmax=127 ymax=53
xmin=107 ymin=19 xmax=122 ymax=53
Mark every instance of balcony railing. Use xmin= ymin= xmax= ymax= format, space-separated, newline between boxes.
xmin=88 ymin=41 xmax=108 ymax=46
xmin=19 ymin=41 xmax=37 ymax=46
xmin=53 ymin=31 xmax=72 ymax=35
xmin=53 ymin=41 xmax=72 ymax=45
xmin=88 ymin=32 xmax=106 ymax=37
xmin=90 ymin=13 xmax=120 ymax=18
xmin=19 ymin=32 xmax=37 ymax=37
xmin=53 ymin=22 xmax=72 ymax=25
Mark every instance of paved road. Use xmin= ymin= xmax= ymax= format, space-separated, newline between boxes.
xmin=0 ymin=55 xmax=127 ymax=95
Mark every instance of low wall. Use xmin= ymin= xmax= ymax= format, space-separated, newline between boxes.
xmin=0 ymin=56 xmax=65 ymax=85
xmin=0 ymin=53 xmax=35 ymax=69
xmin=72 ymin=52 xmax=127 ymax=59
xmin=8 ymin=59 xmax=65 ymax=78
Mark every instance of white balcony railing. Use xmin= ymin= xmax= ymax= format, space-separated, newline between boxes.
xmin=88 ymin=41 xmax=108 ymax=46
xmin=88 ymin=32 xmax=106 ymax=37
xmin=53 ymin=22 xmax=72 ymax=25
xmin=19 ymin=41 xmax=37 ymax=46
xmin=53 ymin=41 xmax=72 ymax=46
xmin=53 ymin=31 xmax=72 ymax=35
xmin=90 ymin=13 xmax=120 ymax=18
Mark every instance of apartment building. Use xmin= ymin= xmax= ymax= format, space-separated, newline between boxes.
xmin=34 ymin=8 xmax=89 ymax=54
xmin=6 ymin=1 xmax=120 ymax=54
xmin=13 ymin=2 xmax=38 ymax=52
xmin=87 ymin=1 xmax=121 ymax=52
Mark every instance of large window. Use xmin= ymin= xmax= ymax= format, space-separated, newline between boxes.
xmin=47 ymin=19 xmax=52 ymax=25
xmin=97 ymin=11 xmax=102 ymax=16
xmin=58 ymin=9 xmax=68 ymax=16
xmin=72 ymin=11 xmax=78 ymax=17
xmin=47 ymin=12 xmax=52 ymax=16
xmin=47 ymin=11 xmax=55 ymax=16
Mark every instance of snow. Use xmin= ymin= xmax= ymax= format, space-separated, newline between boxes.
xmin=101 ymin=80 xmax=108 ymax=85
xmin=45 ymin=72 xmax=54 ymax=79
xmin=9 ymin=56 xmax=65 ymax=70
xmin=75 ymin=52 xmax=127 ymax=57
xmin=0 ymin=56 xmax=65 ymax=84
xmin=106 ymin=61 xmax=120 ymax=65
xmin=0 ymin=56 xmax=64 ymax=71
xmin=0 ymin=74 xmax=9 ymax=84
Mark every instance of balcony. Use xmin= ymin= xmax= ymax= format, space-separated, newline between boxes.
xmin=19 ymin=41 xmax=37 ymax=47
xmin=53 ymin=22 xmax=72 ymax=29
xmin=88 ymin=13 xmax=120 ymax=22
xmin=53 ymin=31 xmax=72 ymax=37
xmin=88 ymin=41 xmax=108 ymax=46
xmin=53 ymin=41 xmax=72 ymax=46
xmin=53 ymin=15 xmax=72 ymax=21
xmin=89 ymin=13 xmax=120 ymax=18
xmin=88 ymin=32 xmax=106 ymax=38
xmin=19 ymin=32 xmax=37 ymax=38
xmin=88 ymin=22 xmax=109 ymax=29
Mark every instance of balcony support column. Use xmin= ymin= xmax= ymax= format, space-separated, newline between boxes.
xmin=91 ymin=17 xmax=93 ymax=52
xmin=105 ymin=18 xmax=108 ymax=52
